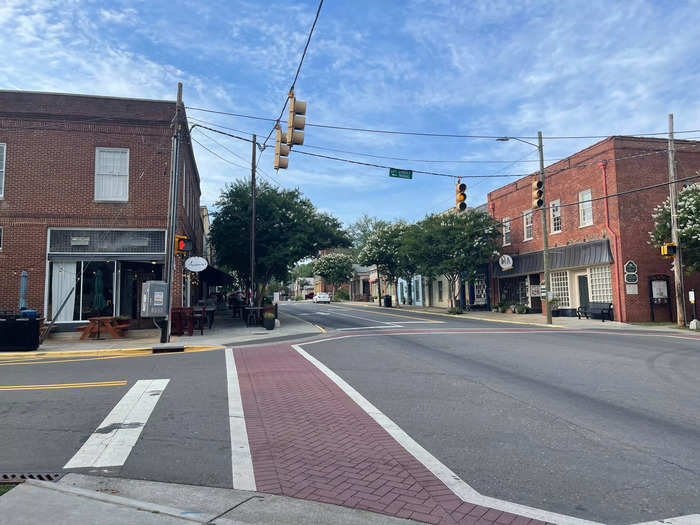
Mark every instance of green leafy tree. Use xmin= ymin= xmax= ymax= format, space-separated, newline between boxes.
xmin=650 ymin=182 xmax=700 ymax=273
xmin=347 ymin=215 xmax=390 ymax=256
xmin=358 ymin=222 xmax=407 ymax=304
xmin=209 ymin=179 xmax=350 ymax=305
xmin=403 ymin=211 xmax=501 ymax=308
xmin=290 ymin=262 xmax=314 ymax=280
xmin=312 ymin=252 xmax=354 ymax=294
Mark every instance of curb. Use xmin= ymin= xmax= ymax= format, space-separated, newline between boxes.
xmin=0 ymin=344 xmax=225 ymax=359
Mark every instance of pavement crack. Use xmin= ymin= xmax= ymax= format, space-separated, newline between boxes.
xmin=205 ymin=496 xmax=264 ymax=523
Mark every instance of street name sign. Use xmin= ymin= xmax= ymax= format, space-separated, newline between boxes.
xmin=389 ymin=168 xmax=413 ymax=179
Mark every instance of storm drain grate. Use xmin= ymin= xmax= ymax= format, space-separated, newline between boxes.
xmin=0 ymin=472 xmax=64 ymax=484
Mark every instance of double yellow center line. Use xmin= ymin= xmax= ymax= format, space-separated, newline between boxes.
xmin=0 ymin=380 xmax=127 ymax=391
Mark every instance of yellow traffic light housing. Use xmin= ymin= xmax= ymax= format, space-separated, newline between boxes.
xmin=286 ymin=93 xmax=306 ymax=146
xmin=661 ymin=242 xmax=677 ymax=257
xmin=174 ymin=234 xmax=192 ymax=255
xmin=274 ymin=126 xmax=289 ymax=170
xmin=532 ymin=180 xmax=544 ymax=208
xmin=455 ymin=182 xmax=467 ymax=212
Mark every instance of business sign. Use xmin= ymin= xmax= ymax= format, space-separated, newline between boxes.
xmin=624 ymin=261 xmax=638 ymax=274
xmin=529 ymin=285 xmax=541 ymax=297
xmin=498 ymin=254 xmax=513 ymax=271
xmin=185 ymin=256 xmax=208 ymax=273
xmin=624 ymin=273 xmax=638 ymax=284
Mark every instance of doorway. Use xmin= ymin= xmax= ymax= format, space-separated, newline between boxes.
xmin=119 ymin=262 xmax=162 ymax=325
xmin=577 ymin=275 xmax=590 ymax=310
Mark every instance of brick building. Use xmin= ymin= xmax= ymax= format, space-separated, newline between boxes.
xmin=487 ymin=136 xmax=700 ymax=323
xmin=0 ymin=90 xmax=204 ymax=328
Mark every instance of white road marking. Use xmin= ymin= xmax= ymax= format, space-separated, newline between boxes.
xmin=225 ymin=348 xmax=256 ymax=491
xmin=319 ymin=308 xmax=397 ymax=325
xmin=336 ymin=325 xmax=402 ymax=331
xmin=64 ymin=379 xmax=169 ymax=469
xmin=632 ymin=515 xmax=700 ymax=525
xmin=291 ymin=343 xmax=602 ymax=525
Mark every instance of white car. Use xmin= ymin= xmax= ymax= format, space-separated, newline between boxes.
xmin=313 ymin=292 xmax=331 ymax=304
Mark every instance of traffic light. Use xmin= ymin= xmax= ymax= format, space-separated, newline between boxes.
xmin=455 ymin=183 xmax=467 ymax=212
xmin=532 ymin=179 xmax=544 ymax=208
xmin=174 ymin=234 xmax=192 ymax=255
xmin=286 ymin=93 xmax=306 ymax=146
xmin=661 ymin=242 xmax=677 ymax=257
xmin=274 ymin=127 xmax=289 ymax=170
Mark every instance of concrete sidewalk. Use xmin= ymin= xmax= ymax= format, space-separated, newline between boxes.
xmin=0 ymin=473 xmax=419 ymax=524
xmin=5 ymin=307 xmax=323 ymax=356
xmin=339 ymin=301 xmax=699 ymax=334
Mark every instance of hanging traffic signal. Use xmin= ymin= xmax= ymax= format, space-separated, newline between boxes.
xmin=455 ymin=183 xmax=467 ymax=212
xmin=661 ymin=242 xmax=677 ymax=257
xmin=274 ymin=127 xmax=289 ymax=170
xmin=174 ymin=234 xmax=192 ymax=255
xmin=286 ymin=93 xmax=306 ymax=146
xmin=532 ymin=179 xmax=544 ymax=208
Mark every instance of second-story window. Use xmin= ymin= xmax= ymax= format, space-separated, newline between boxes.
xmin=95 ymin=147 xmax=129 ymax=201
xmin=523 ymin=210 xmax=533 ymax=240
xmin=551 ymin=200 xmax=561 ymax=233
xmin=502 ymin=217 xmax=511 ymax=246
xmin=579 ymin=188 xmax=593 ymax=227
xmin=0 ymin=143 xmax=6 ymax=198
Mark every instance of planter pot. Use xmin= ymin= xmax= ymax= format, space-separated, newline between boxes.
xmin=263 ymin=317 xmax=275 ymax=330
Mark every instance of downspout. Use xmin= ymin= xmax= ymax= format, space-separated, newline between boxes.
xmin=600 ymin=161 xmax=623 ymax=321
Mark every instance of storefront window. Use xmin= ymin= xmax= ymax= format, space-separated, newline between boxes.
xmin=551 ymin=271 xmax=570 ymax=307
xmin=80 ymin=261 xmax=115 ymax=319
xmin=589 ymin=265 xmax=613 ymax=302
xmin=474 ymin=276 xmax=487 ymax=305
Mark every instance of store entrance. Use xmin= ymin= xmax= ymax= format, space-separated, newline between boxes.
xmin=119 ymin=262 xmax=162 ymax=326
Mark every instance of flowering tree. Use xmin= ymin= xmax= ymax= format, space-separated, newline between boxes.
xmin=649 ymin=182 xmax=700 ymax=273
xmin=312 ymin=252 xmax=354 ymax=294
xmin=358 ymin=222 xmax=408 ymax=303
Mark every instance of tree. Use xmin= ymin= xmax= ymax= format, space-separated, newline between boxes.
xmin=402 ymin=211 xmax=501 ymax=308
xmin=650 ymin=182 xmax=700 ymax=273
xmin=290 ymin=261 xmax=314 ymax=280
xmin=312 ymin=252 xmax=354 ymax=294
xmin=347 ymin=215 xmax=390 ymax=256
xmin=209 ymin=179 xmax=350 ymax=305
xmin=357 ymin=222 xmax=407 ymax=304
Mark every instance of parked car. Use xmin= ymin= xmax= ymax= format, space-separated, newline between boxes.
xmin=313 ymin=292 xmax=331 ymax=304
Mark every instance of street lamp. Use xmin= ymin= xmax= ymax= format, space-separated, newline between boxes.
xmin=497 ymin=132 xmax=552 ymax=325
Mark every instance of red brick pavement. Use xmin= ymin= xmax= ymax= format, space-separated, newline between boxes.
xmin=234 ymin=343 xmax=551 ymax=525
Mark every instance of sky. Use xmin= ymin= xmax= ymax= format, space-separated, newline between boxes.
xmin=2 ymin=0 xmax=700 ymax=227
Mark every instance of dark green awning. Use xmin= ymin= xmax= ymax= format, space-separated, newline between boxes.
xmin=495 ymin=239 xmax=613 ymax=277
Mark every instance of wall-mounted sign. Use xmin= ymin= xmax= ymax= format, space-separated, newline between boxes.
xmin=624 ymin=260 xmax=638 ymax=274
xmin=529 ymin=285 xmax=541 ymax=297
xmin=690 ymin=290 xmax=695 ymax=304
xmin=71 ymin=237 xmax=90 ymax=246
xmin=624 ymin=273 xmax=639 ymax=284
xmin=498 ymin=254 xmax=513 ymax=271
xmin=651 ymin=280 xmax=668 ymax=299
xmin=626 ymin=284 xmax=638 ymax=295
xmin=185 ymin=256 xmax=208 ymax=273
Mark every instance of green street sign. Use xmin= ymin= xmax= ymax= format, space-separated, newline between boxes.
xmin=389 ymin=168 xmax=413 ymax=179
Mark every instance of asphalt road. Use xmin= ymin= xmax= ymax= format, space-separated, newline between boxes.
xmin=1 ymin=301 xmax=698 ymax=524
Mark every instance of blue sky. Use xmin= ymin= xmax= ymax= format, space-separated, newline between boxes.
xmin=2 ymin=0 xmax=700 ymax=226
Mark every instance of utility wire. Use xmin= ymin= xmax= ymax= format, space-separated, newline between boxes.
xmin=261 ymin=0 xmax=325 ymax=150
xmin=193 ymin=128 xmax=251 ymax=165
xmin=191 ymin=137 xmax=249 ymax=170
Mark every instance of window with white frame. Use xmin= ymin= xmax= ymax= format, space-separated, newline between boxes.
xmin=95 ymin=147 xmax=129 ymax=201
xmin=502 ymin=217 xmax=511 ymax=246
xmin=589 ymin=265 xmax=613 ymax=302
xmin=0 ymin=143 xmax=6 ymax=198
xmin=550 ymin=199 xmax=561 ymax=233
xmin=523 ymin=210 xmax=533 ymax=240
xmin=578 ymin=188 xmax=593 ymax=226
xmin=551 ymin=271 xmax=570 ymax=307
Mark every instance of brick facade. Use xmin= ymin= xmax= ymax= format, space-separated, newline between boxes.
xmin=0 ymin=90 xmax=204 ymax=321
xmin=487 ymin=136 xmax=700 ymax=323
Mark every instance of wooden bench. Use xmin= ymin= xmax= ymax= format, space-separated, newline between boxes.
xmin=577 ymin=302 xmax=613 ymax=321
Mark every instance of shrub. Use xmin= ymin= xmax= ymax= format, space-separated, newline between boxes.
xmin=447 ymin=307 xmax=464 ymax=315
xmin=294 ymin=295 xmax=304 ymax=301
xmin=263 ymin=311 xmax=275 ymax=320
xmin=498 ymin=305 xmax=507 ymax=313
xmin=333 ymin=288 xmax=349 ymax=301
xmin=515 ymin=304 xmax=528 ymax=314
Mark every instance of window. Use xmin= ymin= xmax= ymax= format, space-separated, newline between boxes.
xmin=502 ymin=217 xmax=511 ymax=246
xmin=95 ymin=147 xmax=129 ymax=201
xmin=0 ymin=143 xmax=5 ymax=198
xmin=578 ymin=189 xmax=593 ymax=227
xmin=438 ymin=280 xmax=443 ymax=302
xmin=589 ymin=265 xmax=613 ymax=302
xmin=0 ymin=226 xmax=3 ymax=250
xmin=523 ymin=210 xmax=533 ymax=240
xmin=551 ymin=271 xmax=570 ymax=307
xmin=550 ymin=199 xmax=561 ymax=233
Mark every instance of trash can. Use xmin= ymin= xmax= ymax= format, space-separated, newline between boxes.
xmin=20 ymin=309 xmax=37 ymax=320
xmin=383 ymin=294 xmax=392 ymax=308
xmin=0 ymin=317 xmax=40 ymax=351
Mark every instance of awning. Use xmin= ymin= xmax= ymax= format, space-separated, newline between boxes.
xmin=495 ymin=239 xmax=613 ymax=277
xmin=48 ymin=253 xmax=165 ymax=262
xmin=199 ymin=265 xmax=234 ymax=285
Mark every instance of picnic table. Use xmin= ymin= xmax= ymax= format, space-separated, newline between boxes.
xmin=244 ymin=306 xmax=265 ymax=327
xmin=78 ymin=316 xmax=124 ymax=340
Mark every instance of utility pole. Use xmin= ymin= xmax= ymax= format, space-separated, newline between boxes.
xmin=539 ymin=131 xmax=552 ymax=325
xmin=162 ymin=82 xmax=184 ymax=343
xmin=668 ymin=114 xmax=687 ymax=326
xmin=250 ymin=134 xmax=256 ymax=307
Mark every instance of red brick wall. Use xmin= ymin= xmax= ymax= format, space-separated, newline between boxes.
xmin=487 ymin=136 xmax=700 ymax=323
xmin=0 ymin=91 xmax=204 ymax=317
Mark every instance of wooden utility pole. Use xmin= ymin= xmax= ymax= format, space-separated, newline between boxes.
xmin=668 ymin=114 xmax=687 ymax=326
xmin=538 ymin=131 xmax=552 ymax=325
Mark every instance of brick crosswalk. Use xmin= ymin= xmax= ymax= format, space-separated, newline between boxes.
xmin=234 ymin=343 xmax=550 ymax=525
